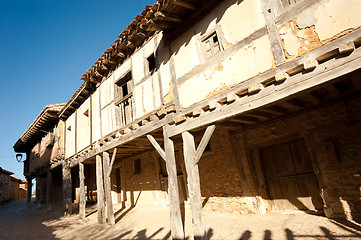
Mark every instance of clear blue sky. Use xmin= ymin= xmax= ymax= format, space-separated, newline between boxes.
xmin=0 ymin=0 xmax=155 ymax=179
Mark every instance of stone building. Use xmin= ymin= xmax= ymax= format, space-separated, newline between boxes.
xmin=14 ymin=0 xmax=361 ymax=239
xmin=0 ymin=167 xmax=27 ymax=204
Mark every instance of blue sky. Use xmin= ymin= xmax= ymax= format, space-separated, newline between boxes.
xmin=0 ymin=0 xmax=155 ymax=178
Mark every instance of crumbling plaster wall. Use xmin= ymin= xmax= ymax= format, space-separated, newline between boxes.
xmin=170 ymin=0 xmax=274 ymax=108
xmin=278 ymin=0 xmax=361 ymax=59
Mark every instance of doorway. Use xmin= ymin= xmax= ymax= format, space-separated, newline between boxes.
xmin=259 ymin=138 xmax=323 ymax=211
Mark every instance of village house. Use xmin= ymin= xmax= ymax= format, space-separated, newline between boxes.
xmin=14 ymin=0 xmax=361 ymax=239
xmin=0 ymin=167 xmax=27 ymax=204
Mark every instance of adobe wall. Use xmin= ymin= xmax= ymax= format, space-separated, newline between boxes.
xmin=230 ymin=96 xmax=361 ymax=219
xmin=111 ymin=151 xmax=167 ymax=208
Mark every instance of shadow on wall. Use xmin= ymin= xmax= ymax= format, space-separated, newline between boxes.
xmin=157 ymin=0 xmax=244 ymax=66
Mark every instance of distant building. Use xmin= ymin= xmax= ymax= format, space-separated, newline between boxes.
xmin=14 ymin=0 xmax=361 ymax=238
xmin=0 ymin=167 xmax=27 ymax=204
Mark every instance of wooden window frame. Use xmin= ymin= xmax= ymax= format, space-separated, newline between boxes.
xmin=115 ymin=71 xmax=135 ymax=127
xmin=146 ymin=53 xmax=156 ymax=75
xmin=200 ymin=26 xmax=224 ymax=60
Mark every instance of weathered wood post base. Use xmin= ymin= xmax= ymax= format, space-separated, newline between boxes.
xmin=79 ymin=162 xmax=86 ymax=219
xmin=62 ymin=166 xmax=72 ymax=216
xmin=46 ymin=169 xmax=53 ymax=211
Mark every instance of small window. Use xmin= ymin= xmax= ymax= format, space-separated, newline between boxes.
xmin=147 ymin=54 xmax=156 ymax=74
xmin=115 ymin=71 xmax=132 ymax=100
xmin=202 ymin=31 xmax=222 ymax=58
xmin=67 ymin=126 xmax=71 ymax=131
xmin=83 ymin=109 xmax=89 ymax=117
xmin=134 ymin=159 xmax=141 ymax=174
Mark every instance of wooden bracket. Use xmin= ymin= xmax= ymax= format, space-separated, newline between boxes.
xmin=147 ymin=134 xmax=166 ymax=161
xmin=107 ymin=148 xmax=117 ymax=178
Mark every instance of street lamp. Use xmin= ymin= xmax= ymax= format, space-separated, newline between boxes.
xmin=16 ymin=153 xmax=23 ymax=162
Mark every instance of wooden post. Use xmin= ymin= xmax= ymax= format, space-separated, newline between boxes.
xmin=62 ymin=166 xmax=72 ymax=216
xmin=36 ymin=176 xmax=41 ymax=209
xmin=46 ymin=170 xmax=53 ymax=211
xmin=27 ymin=178 xmax=32 ymax=208
xmin=181 ymin=125 xmax=215 ymax=240
xmin=121 ymin=161 xmax=127 ymax=209
xmin=182 ymin=132 xmax=206 ymax=240
xmin=79 ymin=162 xmax=86 ymax=219
xmin=96 ymin=155 xmax=106 ymax=223
xmin=147 ymin=126 xmax=185 ymax=240
xmin=103 ymin=152 xmax=115 ymax=225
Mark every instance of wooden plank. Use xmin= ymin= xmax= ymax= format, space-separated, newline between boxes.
xmin=107 ymin=148 xmax=117 ymax=178
xmin=62 ymin=166 xmax=72 ymax=216
xmin=163 ymin=125 xmax=185 ymax=240
xmin=194 ymin=125 xmax=215 ymax=165
xmin=103 ymin=152 xmax=115 ymax=225
xmin=96 ymin=155 xmax=106 ymax=224
xmin=147 ymin=134 xmax=166 ymax=161
xmin=79 ymin=162 xmax=86 ymax=219
xmin=182 ymin=131 xmax=207 ymax=240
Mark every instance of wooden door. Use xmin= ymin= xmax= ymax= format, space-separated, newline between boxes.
xmin=259 ymin=138 xmax=323 ymax=211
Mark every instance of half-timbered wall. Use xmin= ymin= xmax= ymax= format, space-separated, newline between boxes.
xmin=172 ymin=0 xmax=274 ymax=108
xmin=29 ymin=121 xmax=65 ymax=172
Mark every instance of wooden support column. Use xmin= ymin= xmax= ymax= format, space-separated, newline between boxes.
xmin=121 ymin=160 xmax=127 ymax=209
xmin=147 ymin=125 xmax=185 ymax=240
xmin=36 ymin=176 xmax=41 ymax=209
xmin=79 ymin=162 xmax=86 ymax=219
xmin=27 ymin=178 xmax=32 ymax=208
xmin=62 ymin=166 xmax=72 ymax=216
xmin=46 ymin=170 xmax=53 ymax=211
xmin=96 ymin=155 xmax=106 ymax=224
xmin=103 ymin=152 xmax=115 ymax=225
xmin=182 ymin=125 xmax=215 ymax=240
